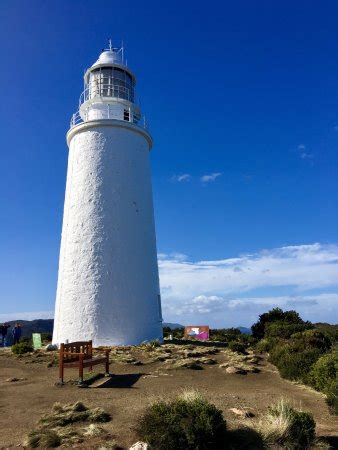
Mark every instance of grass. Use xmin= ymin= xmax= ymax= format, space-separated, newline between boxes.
xmin=39 ymin=401 xmax=110 ymax=427
xmin=255 ymin=399 xmax=316 ymax=449
xmin=25 ymin=402 xmax=111 ymax=447
xmin=25 ymin=430 xmax=61 ymax=448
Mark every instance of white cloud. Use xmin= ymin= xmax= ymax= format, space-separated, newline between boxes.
xmin=200 ymin=173 xmax=222 ymax=183
xmin=2 ymin=244 xmax=337 ymax=328
xmin=297 ymin=144 xmax=313 ymax=160
xmin=171 ymin=174 xmax=192 ymax=182
xmin=158 ymin=243 xmax=338 ymax=327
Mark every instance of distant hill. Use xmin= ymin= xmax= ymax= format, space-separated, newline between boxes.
xmin=163 ymin=322 xmax=184 ymax=329
xmin=6 ymin=319 xmax=54 ymax=338
xmin=3 ymin=319 xmax=185 ymax=338
xmin=2 ymin=319 xmax=251 ymax=337
xmin=238 ymin=327 xmax=252 ymax=335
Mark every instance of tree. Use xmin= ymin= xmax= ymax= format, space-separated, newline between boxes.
xmin=251 ymin=308 xmax=305 ymax=339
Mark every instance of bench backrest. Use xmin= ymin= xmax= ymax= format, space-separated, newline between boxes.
xmin=60 ymin=340 xmax=93 ymax=361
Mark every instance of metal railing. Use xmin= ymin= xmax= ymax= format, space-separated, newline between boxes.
xmin=69 ymin=107 xmax=148 ymax=130
xmin=80 ymin=77 xmax=135 ymax=105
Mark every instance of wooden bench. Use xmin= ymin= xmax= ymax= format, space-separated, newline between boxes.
xmin=58 ymin=340 xmax=110 ymax=384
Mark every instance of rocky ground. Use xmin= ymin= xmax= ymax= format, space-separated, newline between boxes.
xmin=0 ymin=341 xmax=336 ymax=448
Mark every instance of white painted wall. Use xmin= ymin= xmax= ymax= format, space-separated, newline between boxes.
xmin=53 ymin=123 xmax=162 ymax=346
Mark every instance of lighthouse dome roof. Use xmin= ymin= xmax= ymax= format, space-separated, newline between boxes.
xmin=91 ymin=49 xmax=123 ymax=68
xmin=86 ymin=46 xmax=136 ymax=83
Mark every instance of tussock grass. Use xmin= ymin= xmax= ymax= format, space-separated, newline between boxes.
xmin=83 ymin=423 xmax=105 ymax=437
xmin=255 ymin=399 xmax=316 ymax=449
xmin=39 ymin=401 xmax=110 ymax=427
xmin=25 ymin=402 xmax=111 ymax=447
xmin=24 ymin=429 xmax=61 ymax=448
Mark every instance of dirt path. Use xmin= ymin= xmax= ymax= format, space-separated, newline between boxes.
xmin=0 ymin=347 xmax=336 ymax=448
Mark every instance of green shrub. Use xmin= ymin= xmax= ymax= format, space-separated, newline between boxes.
xmin=12 ymin=342 xmax=33 ymax=355
xmin=326 ymin=381 xmax=338 ymax=415
xmin=307 ymin=352 xmax=337 ymax=415
xmin=265 ymin=322 xmax=313 ymax=339
xmin=314 ymin=323 xmax=338 ymax=344
xmin=163 ymin=327 xmax=184 ymax=339
xmin=40 ymin=332 xmax=53 ymax=342
xmin=136 ymin=391 xmax=227 ymax=449
xmin=270 ymin=344 xmax=322 ymax=381
xmin=255 ymin=337 xmax=279 ymax=353
xmin=307 ymin=352 xmax=337 ymax=392
xmin=228 ymin=341 xmax=246 ymax=354
xmin=209 ymin=328 xmax=242 ymax=342
xmin=291 ymin=330 xmax=332 ymax=353
xmin=251 ymin=308 xmax=307 ymax=339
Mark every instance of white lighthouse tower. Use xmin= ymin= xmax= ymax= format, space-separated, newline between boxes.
xmin=53 ymin=42 xmax=163 ymax=346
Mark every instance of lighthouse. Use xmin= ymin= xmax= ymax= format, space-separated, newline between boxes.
xmin=53 ymin=42 xmax=163 ymax=346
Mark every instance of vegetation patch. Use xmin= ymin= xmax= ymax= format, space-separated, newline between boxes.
xmin=256 ymin=399 xmax=316 ymax=449
xmin=228 ymin=341 xmax=247 ymax=354
xmin=39 ymin=401 xmax=110 ymax=427
xmin=24 ymin=429 xmax=61 ymax=448
xmin=168 ymin=358 xmax=204 ymax=370
xmin=11 ymin=341 xmax=33 ymax=355
xmin=24 ymin=402 xmax=111 ymax=448
xmin=252 ymin=307 xmax=337 ymax=415
xmin=307 ymin=352 xmax=338 ymax=415
xmin=136 ymin=390 xmax=227 ymax=449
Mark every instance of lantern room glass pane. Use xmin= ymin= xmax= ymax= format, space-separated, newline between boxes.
xmin=88 ymin=68 xmax=134 ymax=102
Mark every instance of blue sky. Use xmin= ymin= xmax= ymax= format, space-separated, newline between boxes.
xmin=1 ymin=1 xmax=337 ymax=327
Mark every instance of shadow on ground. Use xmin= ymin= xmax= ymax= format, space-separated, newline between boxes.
xmin=97 ymin=373 xmax=144 ymax=388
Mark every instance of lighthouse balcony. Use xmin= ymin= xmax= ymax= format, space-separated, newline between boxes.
xmin=70 ymin=106 xmax=148 ymax=130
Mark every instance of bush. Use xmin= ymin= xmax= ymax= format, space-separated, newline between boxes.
xmin=270 ymin=344 xmax=322 ymax=381
xmin=307 ymin=352 xmax=337 ymax=392
xmin=326 ymin=381 xmax=338 ymax=415
xmin=265 ymin=322 xmax=313 ymax=339
xmin=255 ymin=337 xmax=279 ymax=354
xmin=291 ymin=330 xmax=332 ymax=353
xmin=307 ymin=352 xmax=338 ymax=415
xmin=209 ymin=328 xmax=242 ymax=342
xmin=228 ymin=341 xmax=246 ymax=354
xmin=136 ymin=391 xmax=227 ymax=449
xmin=252 ymin=308 xmax=307 ymax=339
xmin=12 ymin=341 xmax=33 ymax=355
xmin=163 ymin=327 xmax=184 ymax=339
xmin=40 ymin=332 xmax=52 ymax=342
xmin=314 ymin=323 xmax=338 ymax=344
xmin=259 ymin=400 xmax=316 ymax=449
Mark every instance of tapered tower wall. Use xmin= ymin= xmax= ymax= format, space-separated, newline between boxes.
xmin=53 ymin=121 xmax=162 ymax=346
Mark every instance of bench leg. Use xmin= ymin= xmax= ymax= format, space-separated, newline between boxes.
xmin=59 ymin=361 xmax=64 ymax=384
xmin=105 ymin=358 xmax=109 ymax=376
xmin=78 ymin=356 xmax=84 ymax=384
